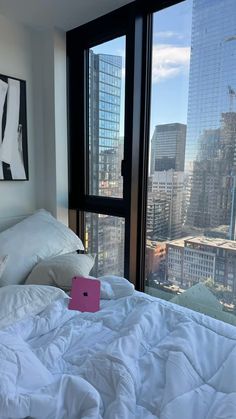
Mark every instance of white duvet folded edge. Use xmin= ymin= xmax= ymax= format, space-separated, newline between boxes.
xmin=0 ymin=285 xmax=69 ymax=330
xmin=88 ymin=275 xmax=134 ymax=300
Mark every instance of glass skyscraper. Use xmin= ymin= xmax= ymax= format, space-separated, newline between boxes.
xmin=151 ymin=123 xmax=186 ymax=174
xmin=89 ymin=51 xmax=123 ymax=198
xmin=86 ymin=50 xmax=125 ymax=276
xmin=186 ymin=0 xmax=236 ymax=233
xmin=146 ymin=0 xmax=236 ymax=314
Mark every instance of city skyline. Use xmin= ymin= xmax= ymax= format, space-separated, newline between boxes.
xmin=92 ymin=0 xmax=192 ymax=137
xmin=146 ymin=0 xmax=236 ymax=316
xmin=186 ymin=0 xmax=236 ymax=235
xmin=86 ymin=0 xmax=236 ymax=317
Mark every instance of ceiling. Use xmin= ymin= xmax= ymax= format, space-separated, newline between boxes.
xmin=0 ymin=0 xmax=135 ymax=31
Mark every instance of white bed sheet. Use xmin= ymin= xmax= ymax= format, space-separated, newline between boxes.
xmin=0 ymin=291 xmax=236 ymax=419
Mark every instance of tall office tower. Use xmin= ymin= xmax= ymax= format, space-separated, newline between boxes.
xmin=185 ymin=0 xmax=236 ymax=233
xmin=86 ymin=51 xmax=124 ymax=276
xmin=150 ymin=123 xmax=186 ymax=174
xmin=89 ymin=51 xmax=122 ymax=197
xmin=146 ymin=192 xmax=170 ymax=241
xmin=149 ymin=170 xmax=184 ymax=240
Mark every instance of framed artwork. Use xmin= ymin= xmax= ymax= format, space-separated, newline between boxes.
xmin=0 ymin=73 xmax=28 ymax=180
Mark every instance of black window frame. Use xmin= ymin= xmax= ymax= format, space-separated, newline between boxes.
xmin=67 ymin=0 xmax=184 ymax=290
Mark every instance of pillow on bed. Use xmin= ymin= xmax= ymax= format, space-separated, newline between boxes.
xmin=25 ymin=253 xmax=96 ymax=290
xmin=0 ymin=209 xmax=84 ymax=286
xmin=0 ymin=285 xmax=69 ymax=330
xmin=0 ymin=255 xmax=8 ymax=279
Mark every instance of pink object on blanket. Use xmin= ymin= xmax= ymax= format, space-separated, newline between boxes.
xmin=68 ymin=276 xmax=100 ymax=312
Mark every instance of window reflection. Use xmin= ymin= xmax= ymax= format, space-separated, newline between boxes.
xmin=145 ymin=0 xmax=236 ymax=324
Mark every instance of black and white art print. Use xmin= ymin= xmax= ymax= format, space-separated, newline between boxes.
xmin=0 ymin=74 xmax=28 ymax=180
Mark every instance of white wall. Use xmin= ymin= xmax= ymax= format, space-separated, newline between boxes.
xmin=53 ymin=30 xmax=69 ymax=225
xmin=0 ymin=14 xmax=69 ymax=227
xmin=0 ymin=14 xmax=36 ymax=219
xmin=31 ymin=28 xmax=68 ymax=225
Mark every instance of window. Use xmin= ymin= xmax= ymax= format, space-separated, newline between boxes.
xmin=68 ymin=0 xmax=236 ymax=323
xmin=85 ymin=212 xmax=125 ymax=276
xmin=144 ymin=0 xmax=236 ymax=321
xmin=67 ymin=4 xmax=141 ymax=282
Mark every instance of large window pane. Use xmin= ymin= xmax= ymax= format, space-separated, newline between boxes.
xmin=88 ymin=37 xmax=125 ymax=198
xmin=85 ymin=212 xmax=125 ymax=277
xmin=145 ymin=0 xmax=236 ymax=323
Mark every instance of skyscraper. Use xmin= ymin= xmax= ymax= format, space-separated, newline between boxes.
xmin=146 ymin=192 xmax=170 ymax=241
xmin=86 ymin=51 xmax=124 ymax=276
xmin=186 ymin=0 xmax=236 ymax=233
xmin=89 ymin=51 xmax=123 ymax=198
xmin=149 ymin=170 xmax=184 ymax=240
xmin=150 ymin=123 xmax=186 ymax=174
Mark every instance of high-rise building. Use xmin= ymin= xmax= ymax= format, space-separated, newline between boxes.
xmin=185 ymin=0 xmax=236 ymax=232
xmin=89 ymin=51 xmax=123 ymax=197
xmin=149 ymin=170 xmax=184 ymax=240
xmin=186 ymin=119 xmax=236 ymax=231
xmin=86 ymin=51 xmax=124 ymax=276
xmin=150 ymin=123 xmax=186 ymax=174
xmin=146 ymin=192 xmax=170 ymax=241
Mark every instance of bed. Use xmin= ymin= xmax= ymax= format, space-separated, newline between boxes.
xmin=0 ymin=210 xmax=235 ymax=419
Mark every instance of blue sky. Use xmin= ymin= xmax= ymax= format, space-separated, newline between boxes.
xmin=92 ymin=0 xmax=193 ymax=139
xmin=150 ymin=0 xmax=192 ymax=136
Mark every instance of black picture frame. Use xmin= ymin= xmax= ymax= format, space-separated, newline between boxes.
xmin=0 ymin=73 xmax=28 ymax=181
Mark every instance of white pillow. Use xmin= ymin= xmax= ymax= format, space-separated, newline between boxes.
xmin=25 ymin=253 xmax=95 ymax=290
xmin=0 ymin=285 xmax=69 ymax=330
xmin=0 ymin=255 xmax=8 ymax=279
xmin=0 ymin=209 xmax=84 ymax=286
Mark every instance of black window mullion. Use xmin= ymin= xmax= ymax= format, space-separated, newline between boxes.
xmin=78 ymin=196 xmax=127 ymax=218
xmin=67 ymin=36 xmax=86 ymax=208
xmin=125 ymin=10 xmax=153 ymax=289
xmin=84 ymin=49 xmax=90 ymax=196
xmin=135 ymin=12 xmax=153 ymax=292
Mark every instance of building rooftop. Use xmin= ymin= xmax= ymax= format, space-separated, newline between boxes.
xmin=146 ymin=240 xmax=167 ymax=249
xmin=167 ymin=236 xmax=236 ymax=252
xmin=185 ymin=236 xmax=236 ymax=251
xmin=166 ymin=237 xmax=190 ymax=248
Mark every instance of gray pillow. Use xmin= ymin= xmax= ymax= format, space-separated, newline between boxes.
xmin=25 ymin=253 xmax=96 ymax=290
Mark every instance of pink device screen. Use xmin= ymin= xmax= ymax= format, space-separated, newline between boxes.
xmin=68 ymin=276 xmax=100 ymax=312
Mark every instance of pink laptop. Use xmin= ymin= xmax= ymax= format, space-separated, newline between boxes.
xmin=68 ymin=276 xmax=100 ymax=312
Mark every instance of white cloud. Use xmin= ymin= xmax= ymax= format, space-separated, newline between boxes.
xmin=154 ymin=31 xmax=184 ymax=40
xmin=152 ymin=44 xmax=190 ymax=83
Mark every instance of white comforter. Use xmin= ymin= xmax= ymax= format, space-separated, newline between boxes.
xmin=0 ymin=291 xmax=236 ymax=419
